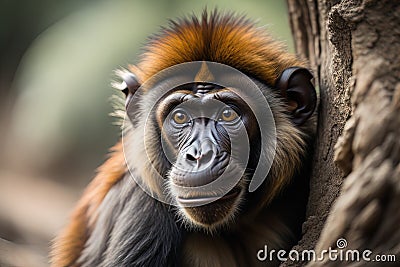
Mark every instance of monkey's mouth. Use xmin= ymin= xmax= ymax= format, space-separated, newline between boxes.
xmin=176 ymin=187 xmax=242 ymax=228
xmin=176 ymin=187 xmax=241 ymax=207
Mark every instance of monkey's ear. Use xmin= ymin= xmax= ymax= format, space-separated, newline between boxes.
xmin=113 ymin=69 xmax=141 ymax=97
xmin=276 ymin=67 xmax=317 ymax=125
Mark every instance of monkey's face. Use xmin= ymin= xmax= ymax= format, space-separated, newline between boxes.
xmin=121 ymin=61 xmax=316 ymax=231
xmin=155 ymin=82 xmax=260 ymax=228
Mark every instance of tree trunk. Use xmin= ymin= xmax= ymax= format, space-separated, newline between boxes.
xmin=284 ymin=0 xmax=400 ymax=266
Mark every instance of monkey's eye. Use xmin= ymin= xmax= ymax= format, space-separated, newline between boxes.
xmin=172 ymin=111 xmax=190 ymax=124
xmin=219 ymin=108 xmax=239 ymax=122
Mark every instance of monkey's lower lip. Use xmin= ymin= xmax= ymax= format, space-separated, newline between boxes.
xmin=176 ymin=188 xmax=241 ymax=207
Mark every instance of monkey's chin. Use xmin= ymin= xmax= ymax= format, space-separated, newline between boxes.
xmin=177 ymin=188 xmax=242 ymax=230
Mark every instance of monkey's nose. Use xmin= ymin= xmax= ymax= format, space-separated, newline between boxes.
xmin=186 ymin=149 xmax=214 ymax=164
xmin=184 ymin=140 xmax=216 ymax=168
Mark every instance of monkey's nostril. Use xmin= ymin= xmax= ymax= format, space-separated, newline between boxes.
xmin=186 ymin=153 xmax=198 ymax=162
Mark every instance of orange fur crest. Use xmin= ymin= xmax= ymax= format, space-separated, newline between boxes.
xmin=134 ymin=10 xmax=304 ymax=85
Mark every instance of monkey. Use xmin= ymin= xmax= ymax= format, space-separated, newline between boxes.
xmin=50 ymin=10 xmax=316 ymax=267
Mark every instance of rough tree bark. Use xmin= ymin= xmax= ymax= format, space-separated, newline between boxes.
xmin=284 ymin=0 xmax=400 ymax=266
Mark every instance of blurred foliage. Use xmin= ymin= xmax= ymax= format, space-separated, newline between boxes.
xmin=3 ymin=0 xmax=292 ymax=186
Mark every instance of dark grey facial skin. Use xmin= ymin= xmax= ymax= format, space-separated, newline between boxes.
xmin=158 ymin=84 xmax=255 ymax=208
xmin=122 ymin=62 xmax=280 ymax=208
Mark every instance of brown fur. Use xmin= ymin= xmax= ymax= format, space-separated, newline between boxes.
xmin=50 ymin=143 xmax=126 ymax=267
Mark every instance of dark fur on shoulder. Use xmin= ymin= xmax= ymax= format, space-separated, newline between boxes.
xmin=79 ymin=176 xmax=182 ymax=267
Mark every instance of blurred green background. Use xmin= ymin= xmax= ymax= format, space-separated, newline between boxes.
xmin=0 ymin=0 xmax=292 ymax=266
